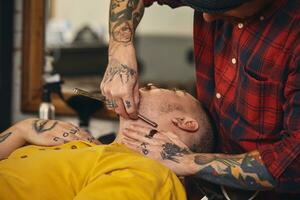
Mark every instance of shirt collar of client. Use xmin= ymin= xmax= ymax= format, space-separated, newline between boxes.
xmin=180 ymin=0 xmax=250 ymax=13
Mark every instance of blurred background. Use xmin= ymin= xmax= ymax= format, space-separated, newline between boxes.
xmin=0 ymin=0 xmax=195 ymax=140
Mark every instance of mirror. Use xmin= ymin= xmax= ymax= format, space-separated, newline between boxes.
xmin=22 ymin=0 xmax=195 ymax=118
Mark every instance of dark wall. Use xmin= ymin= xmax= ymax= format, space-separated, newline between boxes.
xmin=0 ymin=0 xmax=14 ymax=131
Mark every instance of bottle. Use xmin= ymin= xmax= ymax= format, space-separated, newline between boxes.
xmin=39 ymin=85 xmax=55 ymax=120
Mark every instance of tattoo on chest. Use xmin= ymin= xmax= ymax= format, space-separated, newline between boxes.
xmin=0 ymin=132 xmax=12 ymax=143
xmin=103 ymin=62 xmax=137 ymax=84
xmin=32 ymin=119 xmax=58 ymax=133
xmin=160 ymin=143 xmax=190 ymax=163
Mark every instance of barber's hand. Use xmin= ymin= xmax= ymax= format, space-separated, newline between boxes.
xmin=121 ymin=124 xmax=195 ymax=176
xmin=100 ymin=45 xmax=139 ymax=119
xmin=16 ymin=118 xmax=101 ymax=146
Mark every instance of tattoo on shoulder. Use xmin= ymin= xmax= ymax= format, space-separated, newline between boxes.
xmin=32 ymin=119 xmax=58 ymax=133
xmin=0 ymin=132 xmax=12 ymax=143
xmin=160 ymin=143 xmax=191 ymax=163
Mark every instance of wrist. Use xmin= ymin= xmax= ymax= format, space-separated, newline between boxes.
xmin=109 ymin=39 xmax=135 ymax=53
xmin=183 ymin=154 xmax=200 ymax=176
xmin=15 ymin=118 xmax=35 ymax=144
xmin=108 ymin=46 xmax=138 ymax=69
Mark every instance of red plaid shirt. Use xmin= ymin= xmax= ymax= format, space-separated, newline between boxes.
xmin=144 ymin=0 xmax=300 ymax=196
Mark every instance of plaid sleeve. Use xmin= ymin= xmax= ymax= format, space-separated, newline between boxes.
xmin=258 ymin=46 xmax=300 ymax=191
xmin=143 ymin=0 xmax=185 ymax=8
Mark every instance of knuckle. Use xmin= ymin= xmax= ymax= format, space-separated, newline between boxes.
xmin=111 ymin=91 xmax=126 ymax=97
xmin=102 ymin=87 xmax=111 ymax=96
xmin=126 ymin=109 xmax=135 ymax=114
xmin=100 ymin=84 xmax=104 ymax=92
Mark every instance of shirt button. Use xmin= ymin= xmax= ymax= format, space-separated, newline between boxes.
xmin=238 ymin=23 xmax=244 ymax=29
xmin=231 ymin=58 xmax=237 ymax=64
xmin=216 ymin=93 xmax=222 ymax=99
xmin=260 ymin=16 xmax=265 ymax=21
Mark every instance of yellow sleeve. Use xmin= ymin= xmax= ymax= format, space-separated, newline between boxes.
xmin=74 ymin=169 xmax=186 ymax=200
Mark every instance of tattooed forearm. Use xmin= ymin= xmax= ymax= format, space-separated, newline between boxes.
xmin=109 ymin=0 xmax=144 ymax=44
xmin=112 ymin=21 xmax=133 ymax=43
xmin=32 ymin=119 xmax=58 ymax=133
xmin=0 ymin=132 xmax=12 ymax=143
xmin=160 ymin=143 xmax=191 ymax=163
xmin=194 ymin=151 xmax=277 ymax=190
xmin=103 ymin=59 xmax=137 ymax=84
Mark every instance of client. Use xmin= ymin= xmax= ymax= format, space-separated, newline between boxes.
xmin=0 ymin=85 xmax=214 ymax=200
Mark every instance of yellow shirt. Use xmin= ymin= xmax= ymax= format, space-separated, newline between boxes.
xmin=0 ymin=141 xmax=186 ymax=200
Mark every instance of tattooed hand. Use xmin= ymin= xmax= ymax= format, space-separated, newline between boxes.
xmin=0 ymin=118 xmax=101 ymax=160
xmin=20 ymin=118 xmax=100 ymax=146
xmin=101 ymin=57 xmax=139 ymax=119
xmin=100 ymin=0 xmax=144 ymax=119
xmin=121 ymin=124 xmax=196 ymax=176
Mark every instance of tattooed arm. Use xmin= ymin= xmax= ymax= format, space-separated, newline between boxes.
xmin=0 ymin=127 xmax=24 ymax=160
xmin=109 ymin=0 xmax=144 ymax=45
xmin=0 ymin=118 xmax=99 ymax=160
xmin=190 ymin=151 xmax=277 ymax=190
xmin=100 ymin=0 xmax=144 ymax=119
xmin=122 ymin=125 xmax=277 ymax=191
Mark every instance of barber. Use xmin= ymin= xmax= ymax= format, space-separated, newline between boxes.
xmin=100 ymin=0 xmax=300 ymax=199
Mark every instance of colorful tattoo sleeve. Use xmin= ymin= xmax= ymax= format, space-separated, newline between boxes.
xmin=193 ymin=151 xmax=277 ymax=190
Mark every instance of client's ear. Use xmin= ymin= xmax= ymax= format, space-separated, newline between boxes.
xmin=171 ymin=116 xmax=199 ymax=132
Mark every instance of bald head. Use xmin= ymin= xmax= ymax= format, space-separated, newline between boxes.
xmin=118 ymin=86 xmax=214 ymax=153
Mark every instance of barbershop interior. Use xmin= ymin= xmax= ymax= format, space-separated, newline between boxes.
xmin=1 ymin=0 xmax=299 ymax=199
xmin=0 ymin=0 xmax=195 ymax=138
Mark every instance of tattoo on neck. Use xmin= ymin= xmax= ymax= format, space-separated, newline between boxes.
xmin=160 ymin=143 xmax=190 ymax=163
xmin=32 ymin=119 xmax=58 ymax=133
xmin=0 ymin=132 xmax=12 ymax=143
